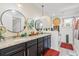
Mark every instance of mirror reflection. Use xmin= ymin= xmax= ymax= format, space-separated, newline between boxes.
xmin=1 ymin=10 xmax=26 ymax=33
xmin=27 ymin=18 xmax=35 ymax=30
xmin=35 ymin=20 xmax=43 ymax=31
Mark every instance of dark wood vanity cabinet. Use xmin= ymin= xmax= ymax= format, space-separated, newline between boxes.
xmin=37 ymin=37 xmax=44 ymax=56
xmin=0 ymin=43 xmax=25 ymax=56
xmin=37 ymin=35 xmax=51 ymax=56
xmin=26 ymin=44 xmax=37 ymax=56
xmin=43 ymin=36 xmax=48 ymax=50
xmin=43 ymin=35 xmax=51 ymax=50
xmin=26 ymin=39 xmax=37 ymax=56
xmin=0 ymin=35 xmax=51 ymax=56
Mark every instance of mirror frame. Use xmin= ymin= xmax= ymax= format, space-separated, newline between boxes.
xmin=0 ymin=9 xmax=26 ymax=33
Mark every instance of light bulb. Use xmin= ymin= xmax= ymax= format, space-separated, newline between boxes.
xmin=17 ymin=4 xmax=22 ymax=8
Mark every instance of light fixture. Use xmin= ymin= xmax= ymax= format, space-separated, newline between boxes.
xmin=41 ymin=4 xmax=44 ymax=16
xmin=17 ymin=4 xmax=22 ymax=8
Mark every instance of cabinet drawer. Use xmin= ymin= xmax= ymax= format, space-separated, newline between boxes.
xmin=0 ymin=43 xmax=25 ymax=55
xmin=43 ymin=36 xmax=47 ymax=40
xmin=26 ymin=39 xmax=37 ymax=48
xmin=37 ymin=37 xmax=44 ymax=43
xmin=3 ymin=47 xmax=25 ymax=56
xmin=47 ymin=35 xmax=51 ymax=39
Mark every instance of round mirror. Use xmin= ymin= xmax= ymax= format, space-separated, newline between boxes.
xmin=27 ymin=18 xmax=35 ymax=29
xmin=35 ymin=20 xmax=43 ymax=31
xmin=0 ymin=9 xmax=26 ymax=33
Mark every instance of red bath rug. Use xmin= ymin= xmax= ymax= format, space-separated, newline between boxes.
xmin=60 ymin=42 xmax=74 ymax=50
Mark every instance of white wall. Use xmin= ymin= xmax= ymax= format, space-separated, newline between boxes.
xmin=0 ymin=3 xmax=42 ymax=19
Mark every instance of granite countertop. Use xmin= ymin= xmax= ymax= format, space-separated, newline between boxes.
xmin=0 ymin=34 xmax=51 ymax=49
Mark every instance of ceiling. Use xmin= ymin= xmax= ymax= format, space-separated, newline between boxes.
xmin=1 ymin=3 xmax=79 ymax=19
xmin=33 ymin=3 xmax=79 ymax=18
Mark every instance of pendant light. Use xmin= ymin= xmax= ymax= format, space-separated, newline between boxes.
xmin=41 ymin=4 xmax=44 ymax=16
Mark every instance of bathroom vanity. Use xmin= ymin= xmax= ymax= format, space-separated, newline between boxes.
xmin=0 ymin=9 xmax=51 ymax=56
xmin=0 ymin=34 xmax=51 ymax=56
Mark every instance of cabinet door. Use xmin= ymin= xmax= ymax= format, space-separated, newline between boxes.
xmin=47 ymin=35 xmax=51 ymax=48
xmin=27 ymin=44 xmax=37 ymax=56
xmin=43 ymin=36 xmax=48 ymax=50
xmin=43 ymin=35 xmax=51 ymax=50
xmin=37 ymin=41 xmax=43 ymax=56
